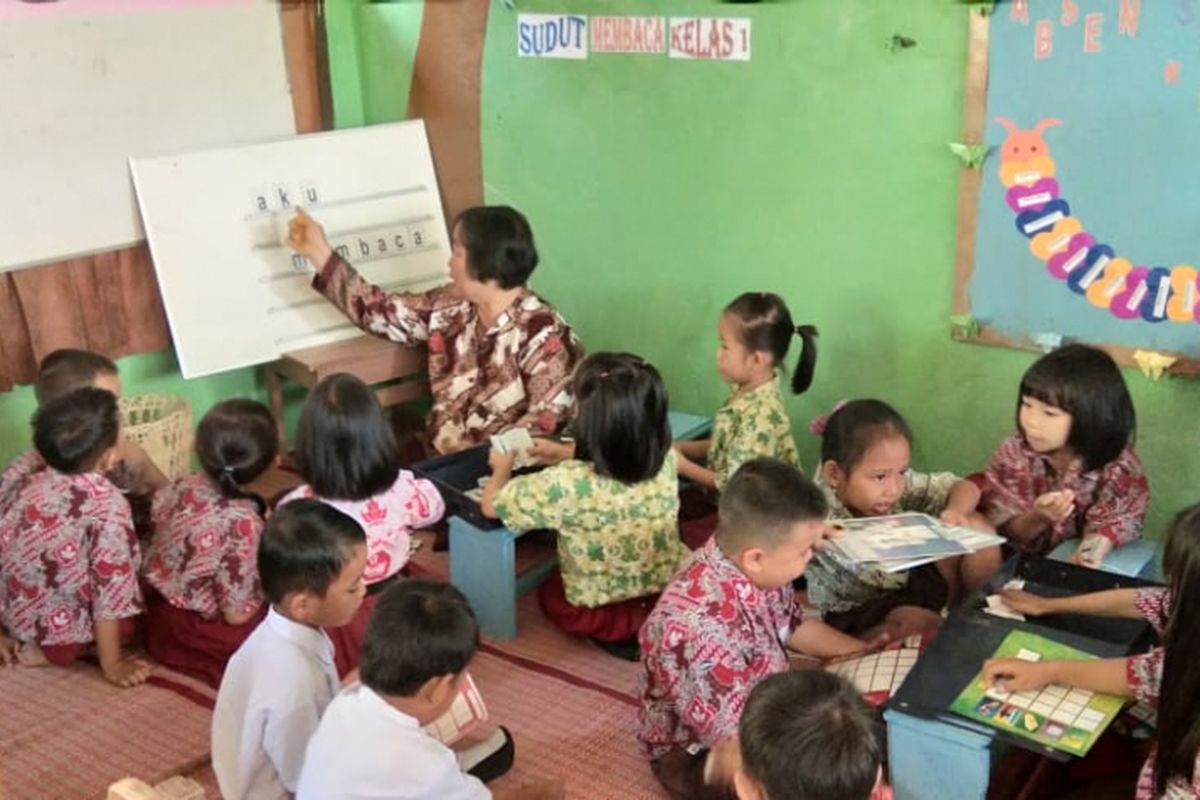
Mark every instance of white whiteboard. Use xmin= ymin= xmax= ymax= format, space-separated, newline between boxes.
xmin=130 ymin=120 xmax=451 ymax=379
xmin=0 ymin=0 xmax=295 ymax=272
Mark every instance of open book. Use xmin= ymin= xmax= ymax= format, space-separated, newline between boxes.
xmin=424 ymin=672 xmax=489 ymax=747
xmin=829 ymin=513 xmax=1004 ymax=573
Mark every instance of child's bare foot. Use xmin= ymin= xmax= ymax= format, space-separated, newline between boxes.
xmin=15 ymin=642 xmax=49 ymax=667
xmin=102 ymin=656 xmax=153 ymax=688
xmin=0 ymin=633 xmax=17 ymax=666
xmin=877 ymin=605 xmax=943 ymax=640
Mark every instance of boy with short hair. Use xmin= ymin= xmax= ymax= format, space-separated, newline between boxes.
xmin=0 ymin=388 xmax=148 ymax=685
xmin=211 ymin=500 xmax=368 ymax=800
xmin=297 ymin=580 xmax=561 ymax=800
xmin=734 ymin=671 xmax=891 ymax=800
xmin=638 ymin=457 xmax=872 ymax=800
xmin=0 ymin=348 xmax=167 ymax=511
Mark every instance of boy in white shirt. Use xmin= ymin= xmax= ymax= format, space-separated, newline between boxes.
xmin=297 ymin=580 xmax=563 ymax=800
xmin=211 ymin=499 xmax=368 ymax=800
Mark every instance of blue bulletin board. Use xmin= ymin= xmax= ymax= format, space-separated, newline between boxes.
xmin=954 ymin=0 xmax=1200 ymax=371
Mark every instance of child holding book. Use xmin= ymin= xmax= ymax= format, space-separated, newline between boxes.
xmin=0 ymin=388 xmax=148 ymax=686
xmin=984 ymin=502 xmax=1200 ymax=799
xmin=638 ymin=458 xmax=873 ymax=800
xmin=141 ymin=399 xmax=278 ymax=688
xmin=279 ymin=373 xmax=445 ymax=676
xmin=211 ymin=500 xmax=367 ymax=800
xmin=734 ymin=671 xmax=893 ymax=800
xmin=297 ymin=580 xmax=562 ymax=800
xmin=977 ymin=344 xmax=1148 ymax=568
xmin=807 ymin=399 xmax=996 ymax=637
xmin=481 ymin=353 xmax=689 ymax=653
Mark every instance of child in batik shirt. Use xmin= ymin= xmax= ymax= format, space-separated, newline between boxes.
xmin=279 ymin=374 xmax=445 ymax=677
xmin=142 ymin=399 xmax=278 ymax=688
xmin=288 ymin=205 xmax=584 ymax=456
xmin=978 ymin=344 xmax=1148 ymax=568
xmin=638 ymin=459 xmax=871 ymax=800
xmin=807 ymin=400 xmax=997 ymax=637
xmin=0 ymin=388 xmax=148 ymax=688
xmin=985 ymin=503 xmax=1200 ymax=800
xmin=675 ymin=292 xmax=815 ymax=493
xmin=482 ymin=353 xmax=689 ymax=648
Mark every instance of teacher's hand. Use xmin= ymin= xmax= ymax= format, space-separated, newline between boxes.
xmin=287 ymin=208 xmax=334 ymax=269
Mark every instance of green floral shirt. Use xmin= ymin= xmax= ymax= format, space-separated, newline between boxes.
xmin=494 ymin=451 xmax=688 ymax=608
xmin=709 ymin=378 xmax=802 ymax=491
xmin=805 ymin=469 xmax=961 ymax=614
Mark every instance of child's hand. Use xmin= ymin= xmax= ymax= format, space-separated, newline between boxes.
xmin=1069 ymin=536 xmax=1114 ymax=568
xmin=102 ymin=655 xmax=153 ymax=688
xmin=940 ymin=508 xmax=969 ymax=528
xmin=0 ymin=633 xmax=17 ymax=667
xmin=983 ymin=658 xmax=1054 ymax=692
xmin=286 ymin=208 xmax=334 ymax=268
xmin=998 ymin=589 xmax=1053 ymax=617
xmin=1033 ymin=490 xmax=1075 ymax=523
xmin=488 ymin=447 xmax=517 ymax=475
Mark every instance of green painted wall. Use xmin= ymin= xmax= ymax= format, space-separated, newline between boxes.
xmin=333 ymin=0 xmax=1199 ymax=537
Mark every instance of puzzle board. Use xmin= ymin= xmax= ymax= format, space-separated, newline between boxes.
xmin=826 ymin=635 xmax=923 ymax=706
xmin=949 ymin=630 xmax=1125 ymax=756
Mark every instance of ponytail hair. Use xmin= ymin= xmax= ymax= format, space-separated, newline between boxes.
xmin=195 ymin=399 xmax=278 ymax=516
xmin=1153 ymin=502 xmax=1200 ymax=796
xmin=723 ymin=292 xmax=818 ymax=395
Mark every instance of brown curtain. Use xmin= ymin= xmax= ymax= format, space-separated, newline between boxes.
xmin=0 ymin=1 xmax=329 ymax=392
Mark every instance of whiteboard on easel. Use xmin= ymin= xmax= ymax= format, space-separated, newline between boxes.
xmin=0 ymin=0 xmax=295 ymax=272
xmin=130 ymin=120 xmax=451 ymax=379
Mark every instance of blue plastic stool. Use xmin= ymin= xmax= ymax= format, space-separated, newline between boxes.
xmin=1046 ymin=538 xmax=1160 ymax=579
xmin=885 ymin=710 xmax=1004 ymax=800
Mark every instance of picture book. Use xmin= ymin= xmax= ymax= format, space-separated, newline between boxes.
xmin=424 ymin=672 xmax=489 ymax=747
xmin=831 ymin=513 xmax=970 ymax=566
xmin=949 ymin=630 xmax=1125 ymax=757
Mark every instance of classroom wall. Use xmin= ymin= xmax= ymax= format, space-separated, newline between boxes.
xmin=330 ymin=0 xmax=1199 ymax=537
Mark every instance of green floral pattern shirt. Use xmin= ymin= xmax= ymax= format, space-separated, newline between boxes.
xmin=494 ymin=451 xmax=688 ymax=608
xmin=805 ymin=469 xmax=961 ymax=614
xmin=709 ymin=378 xmax=802 ymax=492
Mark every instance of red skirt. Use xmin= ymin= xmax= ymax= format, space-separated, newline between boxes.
xmin=41 ymin=616 xmax=141 ymax=667
xmin=536 ymin=569 xmax=657 ymax=643
xmin=144 ymin=591 xmax=266 ymax=688
xmin=678 ymin=485 xmax=719 ymax=551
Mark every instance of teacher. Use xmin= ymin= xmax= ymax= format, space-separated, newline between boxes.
xmin=288 ymin=205 xmax=584 ymax=456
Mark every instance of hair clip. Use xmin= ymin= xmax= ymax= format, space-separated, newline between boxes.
xmin=809 ymin=399 xmax=849 ymax=436
xmin=222 ymin=465 xmax=236 ymax=474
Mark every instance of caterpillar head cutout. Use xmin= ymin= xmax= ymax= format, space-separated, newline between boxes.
xmin=994 ymin=117 xmax=1061 ymax=163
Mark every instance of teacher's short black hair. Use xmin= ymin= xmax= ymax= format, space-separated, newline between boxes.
xmin=453 ymin=206 xmax=539 ymax=289
xmin=32 ymin=387 xmax=120 ymax=474
xmin=295 ymin=373 xmax=401 ymax=500
xmin=571 ymin=352 xmax=671 ymax=485
xmin=361 ymin=580 xmax=479 ymax=697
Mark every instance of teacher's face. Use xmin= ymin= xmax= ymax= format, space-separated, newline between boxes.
xmin=448 ymin=223 xmax=475 ymax=299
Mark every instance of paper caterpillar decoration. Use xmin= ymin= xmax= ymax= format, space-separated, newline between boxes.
xmin=994 ymin=116 xmax=1199 ymax=325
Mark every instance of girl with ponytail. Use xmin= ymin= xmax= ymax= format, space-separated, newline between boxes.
xmin=142 ymin=399 xmax=278 ymax=687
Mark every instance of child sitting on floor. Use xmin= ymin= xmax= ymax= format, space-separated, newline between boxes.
xmin=279 ymin=373 xmax=445 ymax=677
xmin=211 ymin=500 xmax=367 ymax=800
xmin=298 ymin=580 xmax=562 ymax=800
xmin=481 ymin=352 xmax=690 ymax=655
xmin=141 ymin=399 xmax=278 ymax=688
xmin=0 ymin=348 xmax=167 ymax=512
xmin=675 ymin=292 xmax=816 ymax=491
xmin=0 ymin=387 xmax=148 ymax=686
xmin=806 ymin=399 xmax=996 ymax=637
xmin=985 ymin=502 xmax=1200 ymax=799
xmin=977 ymin=343 xmax=1148 ymax=568
xmin=638 ymin=458 xmax=874 ymax=800
xmin=734 ymin=671 xmax=893 ymax=800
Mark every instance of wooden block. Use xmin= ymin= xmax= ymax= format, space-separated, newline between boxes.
xmin=107 ymin=778 xmax=161 ymax=800
xmin=154 ymin=776 xmax=206 ymax=800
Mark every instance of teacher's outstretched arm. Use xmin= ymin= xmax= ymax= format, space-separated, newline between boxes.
xmin=287 ymin=208 xmax=436 ymax=347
